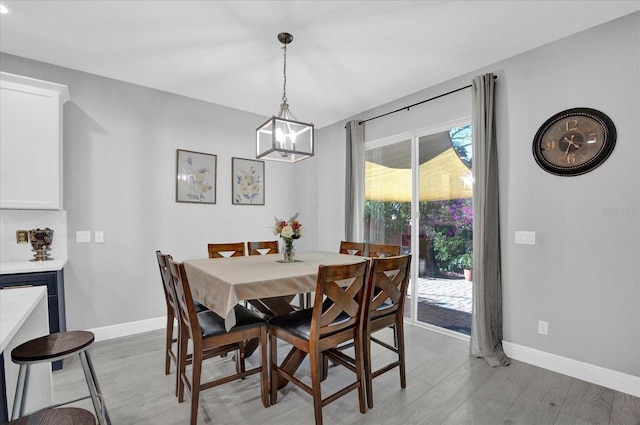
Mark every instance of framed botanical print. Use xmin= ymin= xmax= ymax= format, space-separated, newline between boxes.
xmin=176 ymin=149 xmax=217 ymax=204
xmin=232 ymin=157 xmax=264 ymax=205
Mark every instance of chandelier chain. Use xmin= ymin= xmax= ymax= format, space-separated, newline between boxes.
xmin=281 ymin=43 xmax=288 ymax=104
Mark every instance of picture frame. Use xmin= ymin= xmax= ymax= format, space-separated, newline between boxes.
xmin=232 ymin=157 xmax=265 ymax=205
xmin=176 ymin=149 xmax=217 ymax=204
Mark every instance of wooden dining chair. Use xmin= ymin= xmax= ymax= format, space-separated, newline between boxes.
xmin=367 ymin=243 xmax=401 ymax=258
xmin=362 ymin=254 xmax=411 ymax=408
xmin=156 ymin=250 xmax=209 ymax=395
xmin=207 ymin=242 xmax=246 ymax=258
xmin=248 ymin=240 xmax=279 ymax=256
xmin=168 ymin=258 xmax=269 ymax=425
xmin=339 ymin=241 xmax=366 ymax=256
xmin=269 ymin=260 xmax=370 ymax=425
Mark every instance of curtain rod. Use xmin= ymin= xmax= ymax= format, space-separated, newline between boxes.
xmin=358 ymin=75 xmax=497 ymax=125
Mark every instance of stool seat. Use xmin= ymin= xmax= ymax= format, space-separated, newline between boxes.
xmin=12 ymin=331 xmax=95 ymax=363
xmin=7 ymin=407 xmax=96 ymax=425
xmin=10 ymin=331 xmax=110 ymax=425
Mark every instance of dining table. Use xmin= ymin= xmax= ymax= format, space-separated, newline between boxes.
xmin=182 ymin=250 xmax=367 ymax=388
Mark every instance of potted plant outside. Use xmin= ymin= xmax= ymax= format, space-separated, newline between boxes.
xmin=456 ymin=253 xmax=473 ymax=281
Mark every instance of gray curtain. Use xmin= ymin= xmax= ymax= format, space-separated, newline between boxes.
xmin=470 ymin=73 xmax=510 ymax=367
xmin=345 ymin=120 xmax=365 ymax=241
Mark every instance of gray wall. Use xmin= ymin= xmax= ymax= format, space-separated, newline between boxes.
xmin=315 ymin=12 xmax=640 ymax=377
xmin=1 ymin=12 xmax=637 ymax=379
xmin=0 ymin=53 xmax=317 ymax=329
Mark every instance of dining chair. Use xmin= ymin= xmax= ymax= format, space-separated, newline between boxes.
xmin=339 ymin=241 xmax=366 ymax=256
xmin=168 ymin=258 xmax=269 ymax=425
xmin=269 ymin=260 xmax=370 ymax=425
xmin=207 ymin=242 xmax=246 ymax=258
xmin=156 ymin=250 xmax=208 ymax=394
xmin=361 ymin=254 xmax=411 ymax=408
xmin=367 ymin=243 xmax=401 ymax=258
xmin=248 ymin=240 xmax=279 ymax=256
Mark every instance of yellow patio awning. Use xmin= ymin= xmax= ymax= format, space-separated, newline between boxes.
xmin=365 ymin=148 xmax=472 ymax=202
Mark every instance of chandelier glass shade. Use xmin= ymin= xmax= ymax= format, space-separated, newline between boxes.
xmin=256 ymin=32 xmax=314 ymax=163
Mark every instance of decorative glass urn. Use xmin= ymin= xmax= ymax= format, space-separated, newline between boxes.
xmin=28 ymin=228 xmax=54 ymax=261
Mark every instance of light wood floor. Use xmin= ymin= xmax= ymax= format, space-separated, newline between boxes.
xmin=51 ymin=325 xmax=639 ymax=425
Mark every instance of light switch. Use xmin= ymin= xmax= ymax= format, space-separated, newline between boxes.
xmin=76 ymin=230 xmax=91 ymax=243
xmin=95 ymin=231 xmax=104 ymax=244
xmin=515 ymin=231 xmax=536 ymax=245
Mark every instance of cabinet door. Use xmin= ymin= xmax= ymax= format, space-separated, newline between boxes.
xmin=0 ymin=270 xmax=66 ymax=371
xmin=0 ymin=73 xmax=69 ymax=210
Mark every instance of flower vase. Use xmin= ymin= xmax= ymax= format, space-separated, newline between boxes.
xmin=281 ymin=238 xmax=296 ymax=263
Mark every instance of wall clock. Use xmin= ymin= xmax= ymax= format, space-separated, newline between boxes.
xmin=532 ymin=107 xmax=616 ymax=176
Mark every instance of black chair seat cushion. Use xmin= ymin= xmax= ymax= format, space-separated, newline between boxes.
xmin=193 ymin=299 xmax=208 ymax=313
xmin=198 ymin=305 xmax=265 ymax=338
xmin=372 ymin=300 xmax=398 ymax=319
xmin=268 ymin=308 xmax=352 ymax=340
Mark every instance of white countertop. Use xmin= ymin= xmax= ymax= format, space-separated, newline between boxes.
xmin=0 ymin=258 xmax=67 ymax=275
xmin=0 ymin=286 xmax=47 ymax=352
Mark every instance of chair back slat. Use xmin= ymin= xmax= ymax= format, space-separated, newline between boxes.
xmin=168 ymin=258 xmax=200 ymax=344
xmin=367 ymin=255 xmax=411 ymax=319
xmin=156 ymin=251 xmax=178 ymax=313
xmin=339 ymin=241 xmax=366 ymax=256
xmin=367 ymin=243 xmax=401 ymax=258
xmin=311 ymin=261 xmax=369 ymax=337
xmin=208 ymin=242 xmax=246 ymax=258
xmin=248 ymin=241 xmax=279 ymax=256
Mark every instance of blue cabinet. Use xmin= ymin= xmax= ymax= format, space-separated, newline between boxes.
xmin=0 ymin=270 xmax=66 ymax=368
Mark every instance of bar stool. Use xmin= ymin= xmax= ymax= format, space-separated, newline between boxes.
xmin=10 ymin=331 xmax=111 ymax=425
xmin=7 ymin=407 xmax=96 ymax=424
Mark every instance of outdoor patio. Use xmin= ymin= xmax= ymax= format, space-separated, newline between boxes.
xmin=409 ymin=276 xmax=472 ymax=335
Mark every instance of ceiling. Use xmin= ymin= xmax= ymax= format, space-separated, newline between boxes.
xmin=1 ymin=1 xmax=638 ymax=129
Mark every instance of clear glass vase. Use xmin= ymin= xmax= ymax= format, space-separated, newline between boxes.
xmin=281 ymin=238 xmax=296 ymax=262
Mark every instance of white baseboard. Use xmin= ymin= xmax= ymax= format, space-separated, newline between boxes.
xmin=503 ymin=341 xmax=640 ymax=397
xmin=87 ymin=316 xmax=165 ymax=342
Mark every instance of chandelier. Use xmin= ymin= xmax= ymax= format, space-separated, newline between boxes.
xmin=256 ymin=32 xmax=314 ymax=163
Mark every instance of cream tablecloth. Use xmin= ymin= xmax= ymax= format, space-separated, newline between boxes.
xmin=183 ymin=251 xmax=365 ymax=329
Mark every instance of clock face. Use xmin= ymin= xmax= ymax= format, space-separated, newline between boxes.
xmin=533 ymin=108 xmax=616 ymax=176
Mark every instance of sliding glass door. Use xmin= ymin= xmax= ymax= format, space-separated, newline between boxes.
xmin=364 ymin=121 xmax=473 ymax=335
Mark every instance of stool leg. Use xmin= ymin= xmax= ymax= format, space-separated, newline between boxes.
xmin=80 ymin=351 xmax=111 ymax=425
xmin=11 ymin=364 xmax=29 ymax=420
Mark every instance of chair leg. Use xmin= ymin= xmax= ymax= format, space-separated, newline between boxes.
xmin=353 ymin=335 xmax=366 ymax=414
xmin=259 ymin=326 xmax=270 ymax=408
xmin=173 ymin=324 xmax=181 ymax=397
xmin=177 ymin=326 xmax=188 ymax=403
xmin=269 ymin=333 xmax=279 ymax=406
xmin=80 ymin=350 xmax=111 ymax=425
xmin=308 ymin=349 xmax=324 ymax=425
xmin=397 ymin=319 xmax=407 ymax=389
xmin=364 ymin=327 xmax=374 ymax=409
xmin=11 ymin=364 xmax=29 ymax=420
xmin=165 ymin=311 xmax=174 ymax=375
xmin=189 ymin=351 xmax=202 ymax=425
xmin=238 ymin=344 xmax=246 ymax=374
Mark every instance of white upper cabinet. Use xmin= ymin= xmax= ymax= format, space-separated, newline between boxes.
xmin=1 ymin=72 xmax=70 ymax=210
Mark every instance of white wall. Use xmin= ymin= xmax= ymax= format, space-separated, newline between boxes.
xmin=315 ymin=12 xmax=640 ymax=378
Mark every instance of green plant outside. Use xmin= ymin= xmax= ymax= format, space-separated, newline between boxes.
xmin=364 ymin=197 xmax=472 ymax=275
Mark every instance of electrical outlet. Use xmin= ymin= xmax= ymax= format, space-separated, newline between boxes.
xmin=515 ymin=231 xmax=536 ymax=245
xmin=16 ymin=230 xmax=28 ymax=244
xmin=95 ymin=231 xmax=104 ymax=244
xmin=76 ymin=231 xmax=91 ymax=243
xmin=538 ymin=320 xmax=549 ymax=335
